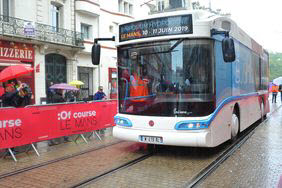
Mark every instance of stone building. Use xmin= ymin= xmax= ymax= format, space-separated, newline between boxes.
xmin=0 ymin=0 xmax=145 ymax=103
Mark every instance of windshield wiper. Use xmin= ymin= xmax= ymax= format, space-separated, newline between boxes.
xmin=169 ymin=38 xmax=184 ymax=52
xmin=138 ymin=39 xmax=184 ymax=56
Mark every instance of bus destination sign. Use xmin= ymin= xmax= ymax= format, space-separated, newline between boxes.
xmin=119 ymin=14 xmax=193 ymax=42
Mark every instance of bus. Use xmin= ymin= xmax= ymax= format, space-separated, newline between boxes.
xmin=92 ymin=10 xmax=269 ymax=147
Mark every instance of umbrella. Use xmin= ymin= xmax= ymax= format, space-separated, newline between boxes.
xmin=50 ymin=83 xmax=79 ymax=91
xmin=69 ymin=80 xmax=84 ymax=86
xmin=0 ymin=65 xmax=33 ymax=82
xmin=273 ymin=77 xmax=282 ymax=86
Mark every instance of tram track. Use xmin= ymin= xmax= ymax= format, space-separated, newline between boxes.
xmin=187 ymin=113 xmax=273 ymax=188
xmin=0 ymin=141 xmax=151 ymax=187
xmin=71 ymin=152 xmax=154 ymax=188
xmin=0 ymin=140 xmax=123 ymax=180
xmin=74 ymin=111 xmax=276 ymax=188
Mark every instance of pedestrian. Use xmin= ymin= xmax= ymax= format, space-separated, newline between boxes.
xmin=47 ymin=82 xmax=55 ymax=103
xmin=272 ymin=84 xmax=279 ymax=103
xmin=1 ymin=82 xmax=23 ymax=107
xmin=0 ymin=83 xmax=5 ymax=107
xmin=65 ymin=90 xmax=75 ymax=102
xmin=93 ymin=86 xmax=107 ymax=100
xmin=8 ymin=79 xmax=33 ymax=107
xmin=279 ymin=84 xmax=282 ymax=102
xmin=48 ymin=89 xmax=71 ymax=145
xmin=52 ymin=89 xmax=65 ymax=103
xmin=0 ymin=82 xmax=25 ymax=156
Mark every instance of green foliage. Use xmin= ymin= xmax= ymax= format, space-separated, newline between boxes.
xmin=270 ymin=53 xmax=282 ymax=81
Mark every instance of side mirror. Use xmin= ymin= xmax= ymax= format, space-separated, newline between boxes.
xmin=222 ymin=37 xmax=236 ymax=62
xmin=91 ymin=43 xmax=101 ymax=65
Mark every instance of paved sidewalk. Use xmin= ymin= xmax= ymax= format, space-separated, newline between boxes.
xmin=0 ymin=128 xmax=120 ymax=176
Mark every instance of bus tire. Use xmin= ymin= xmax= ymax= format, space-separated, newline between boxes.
xmin=231 ymin=112 xmax=239 ymax=141
xmin=260 ymin=102 xmax=264 ymax=122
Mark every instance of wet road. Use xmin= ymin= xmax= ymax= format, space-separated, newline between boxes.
xmin=198 ymin=104 xmax=282 ymax=187
xmin=0 ymin=99 xmax=281 ymax=187
xmin=84 ymin=146 xmax=226 ymax=188
xmin=0 ymin=142 xmax=148 ymax=187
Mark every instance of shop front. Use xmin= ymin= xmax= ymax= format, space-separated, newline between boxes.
xmin=0 ymin=40 xmax=35 ymax=104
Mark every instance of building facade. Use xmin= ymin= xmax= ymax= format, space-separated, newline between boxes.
xmin=75 ymin=0 xmax=138 ymax=100
xmin=0 ymin=0 xmax=147 ymax=104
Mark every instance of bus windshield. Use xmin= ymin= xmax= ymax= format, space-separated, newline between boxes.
xmin=118 ymin=39 xmax=215 ymax=117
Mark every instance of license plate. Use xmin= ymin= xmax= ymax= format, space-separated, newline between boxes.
xmin=140 ymin=135 xmax=163 ymax=144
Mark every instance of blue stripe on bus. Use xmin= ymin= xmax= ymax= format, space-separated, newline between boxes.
xmin=175 ymin=92 xmax=259 ymax=130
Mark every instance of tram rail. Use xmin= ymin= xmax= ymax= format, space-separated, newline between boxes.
xmin=187 ymin=107 xmax=278 ymax=188
xmin=0 ymin=140 xmax=123 ymax=180
xmin=71 ymin=152 xmax=154 ymax=188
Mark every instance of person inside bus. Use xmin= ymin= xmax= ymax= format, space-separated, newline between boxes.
xmin=130 ymin=70 xmax=149 ymax=101
xmin=272 ymin=84 xmax=279 ymax=103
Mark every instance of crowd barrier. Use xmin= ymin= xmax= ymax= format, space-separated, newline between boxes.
xmin=0 ymin=100 xmax=117 ymax=151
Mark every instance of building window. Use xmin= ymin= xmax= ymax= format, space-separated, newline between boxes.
xmin=81 ymin=23 xmax=92 ymax=40
xmin=129 ymin=4 xmax=133 ymax=15
xmin=109 ymin=25 xmax=114 ymax=33
xmin=157 ymin=0 xmax=164 ymax=11
xmin=169 ymin=0 xmax=184 ymax=9
xmin=118 ymin=0 xmax=133 ymax=15
xmin=51 ymin=3 xmax=60 ymax=32
xmin=118 ymin=0 xmax=123 ymax=13
xmin=2 ymin=0 xmax=9 ymax=21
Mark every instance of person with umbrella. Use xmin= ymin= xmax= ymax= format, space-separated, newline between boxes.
xmin=1 ymin=81 xmax=24 ymax=107
xmin=48 ymin=87 xmax=71 ymax=145
xmin=272 ymin=77 xmax=282 ymax=103
xmin=0 ymin=65 xmax=34 ymax=107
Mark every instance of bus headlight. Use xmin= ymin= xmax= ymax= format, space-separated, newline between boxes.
xmin=175 ymin=121 xmax=209 ymax=130
xmin=114 ymin=116 xmax=132 ymax=127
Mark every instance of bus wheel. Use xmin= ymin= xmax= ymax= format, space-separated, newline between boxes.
xmin=231 ymin=113 xmax=239 ymax=141
xmin=260 ymin=102 xmax=264 ymax=122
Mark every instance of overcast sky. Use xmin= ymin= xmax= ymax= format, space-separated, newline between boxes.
xmin=198 ymin=0 xmax=282 ymax=53
xmin=137 ymin=0 xmax=282 ymax=53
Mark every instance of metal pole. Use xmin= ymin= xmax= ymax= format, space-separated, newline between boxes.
xmin=80 ymin=134 xmax=88 ymax=144
xmin=8 ymin=148 xmax=17 ymax=162
xmin=31 ymin=143 xmax=40 ymax=156
xmin=94 ymin=131 xmax=102 ymax=140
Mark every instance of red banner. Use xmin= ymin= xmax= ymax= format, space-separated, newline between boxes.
xmin=0 ymin=100 xmax=117 ymax=149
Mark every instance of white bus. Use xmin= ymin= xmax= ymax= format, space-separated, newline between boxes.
xmin=92 ymin=10 xmax=269 ymax=147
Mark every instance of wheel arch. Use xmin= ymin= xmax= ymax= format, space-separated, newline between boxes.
xmin=233 ymin=103 xmax=240 ymax=131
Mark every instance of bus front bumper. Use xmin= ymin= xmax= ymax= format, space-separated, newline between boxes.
xmin=113 ymin=126 xmax=212 ymax=147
